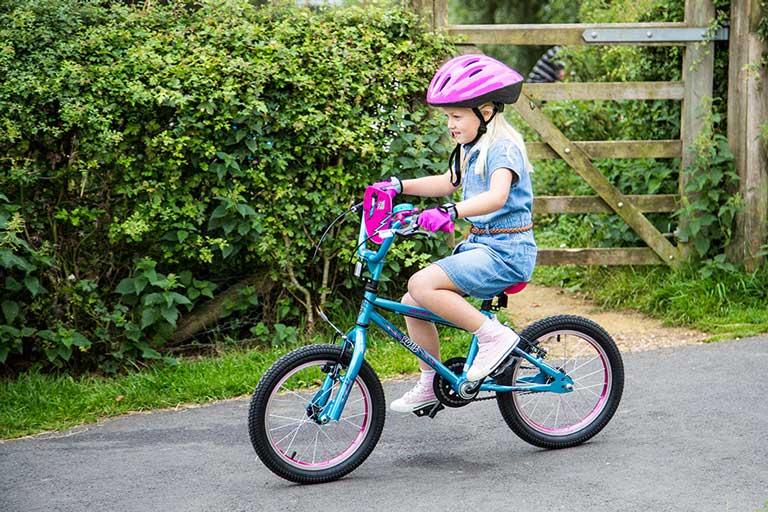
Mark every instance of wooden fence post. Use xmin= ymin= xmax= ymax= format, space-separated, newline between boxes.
xmin=410 ymin=0 xmax=434 ymax=29
xmin=679 ymin=0 xmax=716 ymax=261
xmin=410 ymin=1 xmax=446 ymax=31
xmin=727 ymin=0 xmax=768 ymax=271
xmin=433 ymin=0 xmax=447 ymax=29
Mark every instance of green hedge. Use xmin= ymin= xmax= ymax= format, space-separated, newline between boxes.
xmin=0 ymin=0 xmax=454 ymax=372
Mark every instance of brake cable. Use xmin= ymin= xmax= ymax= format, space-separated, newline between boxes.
xmin=310 ymin=201 xmax=363 ymax=266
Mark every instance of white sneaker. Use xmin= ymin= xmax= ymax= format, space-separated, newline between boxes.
xmin=390 ymin=381 xmax=438 ymax=413
xmin=466 ymin=323 xmax=519 ymax=381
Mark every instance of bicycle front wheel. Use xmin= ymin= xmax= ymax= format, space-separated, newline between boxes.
xmin=496 ymin=315 xmax=624 ymax=449
xmin=248 ymin=344 xmax=385 ymax=484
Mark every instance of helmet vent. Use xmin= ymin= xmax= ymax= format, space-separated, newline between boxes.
xmin=468 ymin=69 xmax=482 ymax=78
xmin=438 ymin=75 xmax=451 ymax=92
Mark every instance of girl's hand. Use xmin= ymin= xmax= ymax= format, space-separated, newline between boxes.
xmin=371 ymin=177 xmax=402 ymax=198
xmin=417 ymin=208 xmax=455 ymax=233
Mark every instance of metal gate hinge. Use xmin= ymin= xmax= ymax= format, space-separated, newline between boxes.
xmin=583 ymin=27 xmax=729 ymax=44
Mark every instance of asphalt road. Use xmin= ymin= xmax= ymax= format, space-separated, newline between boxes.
xmin=2 ymin=336 xmax=767 ymax=512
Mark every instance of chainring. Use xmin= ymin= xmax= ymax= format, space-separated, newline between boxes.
xmin=433 ymin=357 xmax=479 ymax=408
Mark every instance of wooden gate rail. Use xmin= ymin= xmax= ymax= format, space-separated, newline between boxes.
xmin=523 ymin=82 xmax=684 ymax=101
xmin=534 ymin=195 xmax=679 ymax=214
xmin=447 ymin=22 xmax=707 ymax=46
xmin=527 ymin=140 xmax=681 ymax=160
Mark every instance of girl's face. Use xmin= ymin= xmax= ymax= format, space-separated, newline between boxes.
xmin=442 ymin=108 xmax=481 ymax=145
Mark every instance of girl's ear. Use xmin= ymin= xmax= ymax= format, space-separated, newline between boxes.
xmin=479 ymin=103 xmax=496 ymax=122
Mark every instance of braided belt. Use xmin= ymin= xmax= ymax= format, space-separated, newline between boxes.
xmin=470 ymin=223 xmax=534 ymax=235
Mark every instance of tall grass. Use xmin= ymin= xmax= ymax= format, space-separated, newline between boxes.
xmin=534 ymin=263 xmax=768 ymax=339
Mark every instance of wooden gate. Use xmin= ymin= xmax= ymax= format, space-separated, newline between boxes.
xmin=413 ymin=0 xmax=729 ymax=268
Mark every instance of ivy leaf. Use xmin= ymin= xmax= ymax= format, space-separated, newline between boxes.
xmin=143 ymin=292 xmax=165 ymax=306
xmin=160 ymin=306 xmax=179 ymax=326
xmin=5 ymin=276 xmax=22 ymax=292
xmin=236 ymin=204 xmax=256 ymax=217
xmin=211 ymin=205 xmax=228 ymax=219
xmin=24 ymin=276 xmax=45 ymax=297
xmin=136 ymin=342 xmax=162 ymax=359
xmin=179 ymin=271 xmax=193 ymax=286
xmin=237 ymin=222 xmax=251 ymax=235
xmin=141 ymin=308 xmax=160 ymax=329
xmin=170 ymin=292 xmax=191 ymax=305
xmin=694 ymin=237 xmax=710 ymax=256
xmin=134 ymin=276 xmax=150 ymax=294
xmin=116 ymin=278 xmax=135 ymax=295
xmin=2 ymin=300 xmax=19 ymax=323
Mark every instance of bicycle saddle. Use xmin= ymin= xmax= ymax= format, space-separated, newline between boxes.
xmin=503 ymin=282 xmax=527 ymax=295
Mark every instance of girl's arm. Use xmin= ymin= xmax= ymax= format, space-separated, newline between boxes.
xmin=401 ymin=170 xmax=458 ymax=197
xmin=454 ymin=168 xmax=515 ymax=219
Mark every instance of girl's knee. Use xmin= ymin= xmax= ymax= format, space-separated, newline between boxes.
xmin=408 ymin=271 xmax=433 ymax=301
xmin=401 ymin=292 xmax=418 ymax=306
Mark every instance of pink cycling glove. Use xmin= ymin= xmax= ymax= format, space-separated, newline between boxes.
xmin=371 ymin=177 xmax=402 ymax=199
xmin=418 ymin=208 xmax=455 ymax=233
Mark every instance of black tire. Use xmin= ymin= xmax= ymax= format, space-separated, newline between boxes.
xmin=248 ymin=344 xmax=385 ymax=484
xmin=496 ymin=315 xmax=624 ymax=449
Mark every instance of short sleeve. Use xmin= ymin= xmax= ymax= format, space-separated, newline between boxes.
xmin=487 ymin=139 xmax=525 ymax=186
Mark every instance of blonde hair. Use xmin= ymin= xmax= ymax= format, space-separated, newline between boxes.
xmin=467 ymin=103 xmax=533 ymax=179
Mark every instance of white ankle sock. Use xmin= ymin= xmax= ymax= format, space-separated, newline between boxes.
xmin=418 ymin=369 xmax=436 ymax=387
xmin=473 ymin=316 xmax=500 ymax=341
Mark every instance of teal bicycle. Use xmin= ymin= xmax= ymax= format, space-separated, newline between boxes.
xmin=248 ymin=186 xmax=624 ymax=484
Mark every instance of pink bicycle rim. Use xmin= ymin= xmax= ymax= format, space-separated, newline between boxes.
xmin=514 ymin=330 xmax=611 ymax=436
xmin=265 ymin=361 xmax=373 ymax=470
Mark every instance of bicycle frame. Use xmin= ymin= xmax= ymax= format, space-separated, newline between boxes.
xmin=317 ymin=201 xmax=573 ymax=424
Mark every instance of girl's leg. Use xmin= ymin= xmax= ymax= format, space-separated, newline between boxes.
xmin=406 ymin=264 xmax=488 ymax=332
xmin=401 ymin=292 xmax=440 ymax=372
xmin=391 ymin=291 xmax=443 ymax=413
xmin=408 ymin=264 xmax=519 ymax=381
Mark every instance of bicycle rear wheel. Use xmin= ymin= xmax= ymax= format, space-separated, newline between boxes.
xmin=496 ymin=315 xmax=624 ymax=449
xmin=248 ymin=344 xmax=385 ymax=484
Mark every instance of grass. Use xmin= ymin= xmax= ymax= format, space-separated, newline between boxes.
xmin=533 ymin=263 xmax=768 ymax=340
xmin=0 ymin=317 xmax=489 ymax=440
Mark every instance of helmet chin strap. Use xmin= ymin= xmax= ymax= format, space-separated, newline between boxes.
xmin=448 ymin=103 xmax=503 ymax=187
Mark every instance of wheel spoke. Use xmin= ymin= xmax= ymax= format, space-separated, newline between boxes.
xmin=573 ymin=382 xmax=606 ymax=390
xmin=561 ymin=393 xmax=583 ymax=420
xmin=269 ymin=420 xmax=305 ymax=432
xmin=570 ymin=354 xmax=601 ymax=374
xmin=273 ymin=421 xmax=305 ymax=448
xmin=571 ymin=367 xmax=604 ymax=382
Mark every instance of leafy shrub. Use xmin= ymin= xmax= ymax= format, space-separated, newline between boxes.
xmin=0 ymin=0 xmax=454 ymax=372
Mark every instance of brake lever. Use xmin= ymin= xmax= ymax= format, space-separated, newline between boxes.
xmin=394 ymin=226 xmax=432 ymax=238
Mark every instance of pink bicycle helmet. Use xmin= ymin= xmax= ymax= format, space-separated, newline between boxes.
xmin=427 ymin=55 xmax=525 ymax=186
xmin=426 ymin=54 xmax=524 ymax=108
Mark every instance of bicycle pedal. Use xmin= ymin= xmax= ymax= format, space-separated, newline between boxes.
xmin=490 ymin=355 xmax=519 ymax=378
xmin=412 ymin=402 xmax=444 ymax=419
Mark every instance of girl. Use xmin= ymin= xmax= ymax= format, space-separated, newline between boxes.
xmin=374 ymin=54 xmax=537 ymax=413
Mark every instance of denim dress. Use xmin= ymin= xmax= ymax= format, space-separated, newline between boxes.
xmin=434 ymin=138 xmax=538 ymax=300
